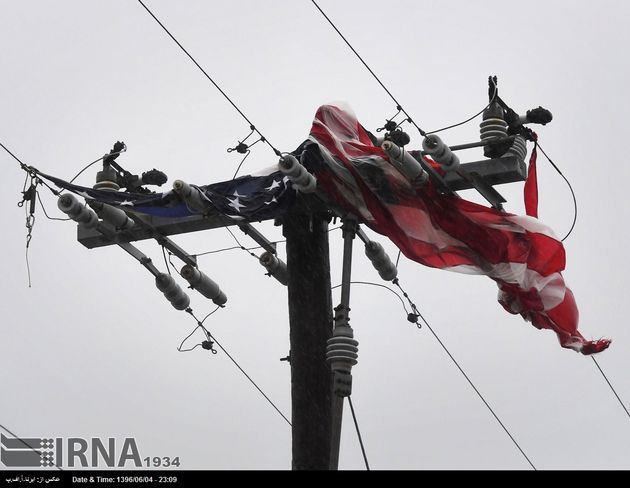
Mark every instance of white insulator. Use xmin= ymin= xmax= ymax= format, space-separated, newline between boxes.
xmin=278 ymin=155 xmax=317 ymax=193
xmin=479 ymin=118 xmax=508 ymax=140
xmin=173 ymin=180 xmax=208 ymax=213
xmin=381 ymin=140 xmax=429 ymax=187
xmin=57 ymin=193 xmax=98 ymax=229
xmin=155 ymin=273 xmax=190 ymax=310
xmin=326 ymin=335 xmax=359 ymax=374
xmin=259 ymin=252 xmax=288 ymax=286
xmin=91 ymin=202 xmax=134 ymax=230
xmin=505 ymin=135 xmax=528 ymax=162
xmin=422 ymin=135 xmax=460 ymax=171
xmin=364 ymin=241 xmax=398 ymax=281
xmin=181 ymin=264 xmax=227 ymax=306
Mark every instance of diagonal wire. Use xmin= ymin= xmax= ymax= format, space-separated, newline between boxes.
xmin=536 ymin=142 xmax=578 ymax=242
xmin=136 ymin=0 xmax=281 ymax=156
xmin=396 ymin=281 xmax=537 ymax=470
xmin=1 ymin=140 xmax=30 ymax=171
xmin=332 ymin=281 xmax=409 ymax=315
xmin=591 ymin=357 xmax=630 ymax=419
xmin=309 ymin=0 xmax=426 ymax=136
xmin=0 ymin=423 xmax=63 ymax=471
xmin=186 ymin=309 xmax=291 ymax=426
xmin=348 ymin=396 xmax=370 ymax=470
xmin=365 ymin=276 xmax=536 ymax=469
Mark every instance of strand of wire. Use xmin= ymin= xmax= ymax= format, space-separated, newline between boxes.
xmin=232 ymin=150 xmax=251 ymax=180
xmin=0 ymin=423 xmax=63 ymax=471
xmin=193 ymin=227 xmax=341 ymax=258
xmin=178 ymin=306 xmax=221 ymax=352
xmin=224 ymin=226 xmax=260 ymax=260
xmin=161 ymin=246 xmax=172 ymax=276
xmin=591 ymin=357 xmax=630 ymax=419
xmin=536 ymin=142 xmax=577 ymax=242
xmin=67 ymin=148 xmax=127 ymax=185
xmin=309 ymin=0 xmax=426 ymax=137
xmin=166 ymin=250 xmax=184 ymax=278
xmin=310 ymin=1 xmax=499 ymax=138
xmin=331 ymin=281 xmax=409 ymax=316
xmin=136 ymin=0 xmax=281 ymax=157
xmin=348 ymin=396 xmax=370 ymax=470
xmin=36 ymin=192 xmax=70 ymax=221
xmin=185 ymin=309 xmax=292 ymax=426
xmin=425 ymin=79 xmax=498 ymax=134
xmin=1 ymin=140 xmax=30 ymax=172
xmin=393 ymin=279 xmax=426 ymax=328
xmin=332 ymin=277 xmax=535 ymax=467
xmin=393 ymin=279 xmax=536 ymax=469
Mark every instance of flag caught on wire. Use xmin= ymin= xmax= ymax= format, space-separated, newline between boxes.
xmin=300 ymin=103 xmax=609 ymax=355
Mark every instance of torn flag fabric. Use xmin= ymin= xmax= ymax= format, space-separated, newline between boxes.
xmin=301 ymin=103 xmax=609 ymax=355
xmin=38 ymin=166 xmax=295 ymax=221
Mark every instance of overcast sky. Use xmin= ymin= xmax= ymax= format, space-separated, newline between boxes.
xmin=1 ymin=0 xmax=629 ymax=470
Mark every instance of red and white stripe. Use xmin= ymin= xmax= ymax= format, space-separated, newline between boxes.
xmin=307 ymin=104 xmax=609 ymax=355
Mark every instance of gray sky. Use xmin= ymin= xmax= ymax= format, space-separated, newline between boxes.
xmin=1 ymin=0 xmax=629 ymax=470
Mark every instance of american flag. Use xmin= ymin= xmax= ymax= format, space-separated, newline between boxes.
xmin=39 ymin=165 xmax=296 ymax=221
xmin=300 ymin=104 xmax=609 ymax=355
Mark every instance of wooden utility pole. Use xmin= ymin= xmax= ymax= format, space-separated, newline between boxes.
xmin=283 ymin=212 xmax=333 ymax=470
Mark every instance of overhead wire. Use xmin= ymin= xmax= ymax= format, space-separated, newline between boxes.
xmin=335 ymin=274 xmax=536 ymax=469
xmin=426 ymin=80 xmax=498 ymax=134
xmin=232 ymin=150 xmax=251 ymax=180
xmin=309 ymin=0 xmax=426 ymax=137
xmin=36 ymin=192 xmax=70 ymax=221
xmin=67 ymin=148 xmax=127 ymax=185
xmin=591 ymin=357 xmax=630 ymax=419
xmin=185 ymin=309 xmax=292 ymax=426
xmin=136 ymin=0 xmax=281 ymax=157
xmin=536 ymin=142 xmax=578 ymax=242
xmin=348 ymin=396 xmax=370 ymax=470
xmin=161 ymin=246 xmax=172 ymax=276
xmin=310 ymin=1 xmax=498 ymax=138
xmin=1 ymin=140 xmax=30 ymax=172
xmin=332 ymin=280 xmax=409 ymax=316
xmin=392 ymin=278 xmax=536 ymax=470
xmin=178 ymin=305 xmax=221 ymax=353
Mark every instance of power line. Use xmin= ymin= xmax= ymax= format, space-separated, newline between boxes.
xmin=348 ymin=396 xmax=370 ymax=470
xmin=136 ymin=0 xmax=281 ymax=156
xmin=426 ymin=80 xmax=498 ymax=134
xmin=412 ymin=303 xmax=536 ymax=469
xmin=224 ymin=226 xmax=260 ymax=260
xmin=0 ymin=423 xmax=63 ymax=471
xmin=591 ymin=356 xmax=630 ymax=419
xmin=341 ymin=276 xmax=535 ymax=469
xmin=309 ymin=0 xmax=426 ymax=136
xmin=186 ymin=309 xmax=292 ymax=427
xmin=0 ymin=140 xmax=30 ymax=171
xmin=332 ymin=280 xmax=410 ymax=316
xmin=67 ymin=148 xmax=126 ymax=185
xmin=36 ymin=192 xmax=70 ymax=221
xmin=232 ymin=150 xmax=251 ymax=180
xmin=536 ymin=142 xmax=578 ymax=242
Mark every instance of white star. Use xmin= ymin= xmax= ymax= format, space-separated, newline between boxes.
xmin=265 ymin=179 xmax=281 ymax=191
xmin=119 ymin=200 xmax=134 ymax=206
xmin=264 ymin=197 xmax=278 ymax=205
xmin=233 ymin=190 xmax=245 ymax=198
xmin=228 ymin=196 xmax=245 ymax=212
